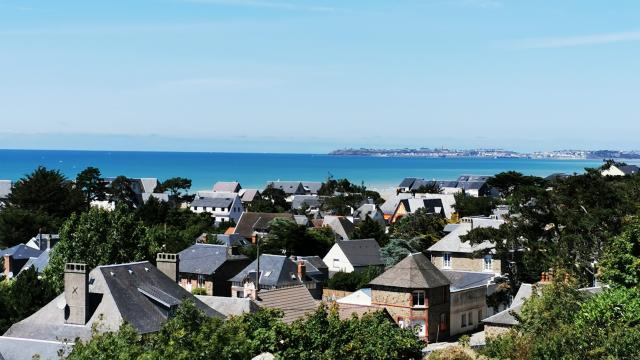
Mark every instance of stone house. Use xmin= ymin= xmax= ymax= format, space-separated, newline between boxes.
xmin=428 ymin=216 xmax=505 ymax=274
xmin=177 ymin=244 xmax=251 ymax=296
xmin=368 ymin=253 xmax=451 ymax=342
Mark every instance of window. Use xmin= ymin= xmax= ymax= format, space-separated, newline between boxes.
xmin=468 ymin=311 xmax=474 ymax=326
xmin=412 ymin=291 xmax=426 ymax=307
xmin=443 ymin=253 xmax=452 ymax=268
xmin=483 ymin=255 xmax=493 ymax=271
xmin=332 ymin=258 xmax=340 ymax=268
xmin=461 ymin=313 xmax=467 ymax=327
xmin=197 ymin=274 xmax=205 ymax=288
xmin=477 ymin=310 xmax=482 ymax=323
xmin=236 ymin=290 xmax=244 ymax=298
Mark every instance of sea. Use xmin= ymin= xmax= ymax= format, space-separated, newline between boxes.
xmin=0 ymin=149 xmax=634 ymax=192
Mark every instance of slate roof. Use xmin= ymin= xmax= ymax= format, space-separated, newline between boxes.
xmin=293 ymin=215 xmax=309 ymax=226
xmin=213 ymin=181 xmax=241 ymax=193
xmin=178 ymin=244 xmax=248 ymax=275
xmin=257 ymin=285 xmax=318 ymax=324
xmin=399 ymin=198 xmax=445 ymax=217
xmin=322 ymin=216 xmax=355 ymax=240
xmin=428 ymin=218 xmax=503 ymax=254
xmin=214 ymin=234 xmax=250 ymax=247
xmin=195 ymin=295 xmax=260 ymax=317
xmin=369 ymin=253 xmax=450 ymax=289
xmin=190 ymin=197 xmax=235 ymax=209
xmin=618 ymin=165 xmax=640 ymax=175
xmin=335 ymin=239 xmax=384 ymax=267
xmin=0 ymin=337 xmax=72 ymax=360
xmin=441 ymin=270 xmax=496 ymax=292
xmin=291 ymin=195 xmax=321 ymax=210
xmin=234 ymin=212 xmax=295 ymax=239
xmin=398 ymin=178 xmax=418 ymax=189
xmin=20 ymin=249 xmax=50 ymax=274
xmin=229 ymin=254 xmax=311 ymax=287
xmin=301 ymin=182 xmax=323 ymax=194
xmin=0 ymin=180 xmax=11 ymax=199
xmin=26 ymin=234 xmax=59 ymax=251
xmin=1 ymin=244 xmax=43 ymax=260
xmin=266 ymin=181 xmax=305 ymax=195
xmin=380 ymin=193 xmax=413 ymax=215
xmin=239 ymin=189 xmax=260 ymax=202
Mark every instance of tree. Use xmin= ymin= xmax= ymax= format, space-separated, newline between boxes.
xmin=108 ymin=176 xmax=138 ymax=209
xmin=261 ymin=219 xmax=332 ymax=257
xmin=412 ymin=182 xmax=443 ymax=194
xmin=389 ymin=208 xmax=445 ymax=242
xmin=380 ymin=238 xmax=420 ymax=266
xmin=75 ymin=167 xmax=107 ymax=207
xmin=353 ymin=216 xmax=389 ymax=246
xmin=453 ymin=192 xmax=494 ymax=217
xmin=249 ymin=185 xmax=289 ymax=213
xmin=0 ymin=207 xmax=58 ymax=248
xmin=44 ymin=206 xmax=162 ymax=292
xmin=158 ymin=177 xmax=192 ymax=200
xmin=327 ymin=266 xmax=383 ymax=291
xmin=487 ymin=171 xmax=546 ymax=198
xmin=600 ymin=217 xmax=640 ymax=287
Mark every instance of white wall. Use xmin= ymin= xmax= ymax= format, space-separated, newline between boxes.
xmin=323 ymin=244 xmax=355 ymax=274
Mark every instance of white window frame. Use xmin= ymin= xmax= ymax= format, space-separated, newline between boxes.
xmin=197 ymin=274 xmax=206 ymax=288
xmin=443 ymin=253 xmax=452 ymax=269
xmin=412 ymin=290 xmax=426 ymax=308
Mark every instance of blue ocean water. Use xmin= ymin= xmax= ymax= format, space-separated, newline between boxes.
xmin=0 ymin=149 xmax=627 ymax=191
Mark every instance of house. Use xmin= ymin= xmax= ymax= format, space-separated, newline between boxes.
xmin=415 ymin=193 xmax=457 ymax=220
xmin=195 ymin=232 xmax=250 ymax=247
xmin=195 ymin=295 xmax=260 ymax=317
xmin=353 ymin=203 xmax=386 ymax=227
xmin=442 ymin=270 xmax=497 ymax=336
xmin=256 ymin=285 xmax=319 ymax=324
xmin=213 ymin=181 xmax=242 ymax=193
xmin=233 ymin=212 xmax=296 ymax=243
xmin=292 ymin=255 xmax=329 ymax=284
xmin=390 ymin=198 xmax=446 ymax=224
xmin=0 ymin=180 xmax=11 ymax=207
xmin=323 ymin=239 xmax=384 ymax=275
xmin=25 ymin=233 xmax=59 ymax=251
xmin=380 ymin=193 xmax=413 ymax=222
xmin=103 ymin=177 xmax=165 ymax=205
xmin=189 ymin=193 xmax=244 ymax=224
xmin=601 ymin=164 xmax=640 ymax=177
xmin=266 ymin=181 xmax=306 ymax=195
xmin=396 ymin=176 xmax=493 ymax=197
xmin=321 ymin=215 xmax=355 ymax=241
xmin=301 ymin=182 xmax=323 ymax=195
xmin=1 ymin=244 xmax=43 ymax=279
xmin=455 ymin=175 xmax=493 ymax=197
xmin=1 ymin=255 xmax=222 ymax=359
xmin=239 ymin=188 xmax=261 ymax=205
xmin=291 ymin=195 xmax=322 ymax=211
xmin=428 ymin=216 xmax=505 ymax=274
xmin=230 ymin=254 xmax=322 ymax=299
xmin=177 ymin=244 xmax=251 ymax=296
xmin=368 ymin=253 xmax=451 ymax=341
xmin=19 ymin=249 xmax=51 ymax=276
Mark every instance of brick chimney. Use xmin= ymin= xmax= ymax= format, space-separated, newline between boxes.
xmin=2 ymin=255 xmax=10 ymax=278
xmin=156 ymin=253 xmax=179 ymax=282
xmin=297 ymin=260 xmax=306 ymax=280
xmin=64 ymin=263 xmax=89 ymax=325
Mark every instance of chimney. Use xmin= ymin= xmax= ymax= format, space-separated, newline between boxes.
xmin=3 ymin=255 xmax=10 ymax=278
xmin=156 ymin=253 xmax=179 ymax=282
xmin=64 ymin=263 xmax=89 ymax=325
xmin=297 ymin=260 xmax=306 ymax=280
xmin=227 ymin=246 xmax=239 ymax=256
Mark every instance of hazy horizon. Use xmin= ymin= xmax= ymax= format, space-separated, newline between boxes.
xmin=2 ymin=1 xmax=639 ymax=152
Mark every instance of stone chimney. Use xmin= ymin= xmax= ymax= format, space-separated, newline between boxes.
xmin=64 ymin=263 xmax=89 ymax=325
xmin=297 ymin=260 xmax=306 ymax=280
xmin=2 ymin=255 xmax=10 ymax=278
xmin=156 ymin=253 xmax=180 ymax=282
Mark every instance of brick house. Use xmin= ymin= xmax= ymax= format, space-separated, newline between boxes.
xmin=368 ymin=253 xmax=451 ymax=342
xmin=177 ymin=244 xmax=251 ymax=296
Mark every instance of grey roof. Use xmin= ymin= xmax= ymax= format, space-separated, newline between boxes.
xmin=1 ymin=244 xmax=43 ymax=260
xmin=482 ymin=283 xmax=533 ymax=326
xmin=233 ymin=212 xmax=295 ymax=239
xmin=443 ymin=224 xmax=461 ymax=233
xmin=457 ymin=175 xmax=491 ymax=183
xmin=369 ymin=253 xmax=450 ymax=289
xmin=190 ymin=196 xmax=235 ymax=208
xmin=0 ymin=337 xmax=72 ymax=360
xmin=195 ymin=295 xmax=259 ymax=317
xmin=20 ymin=249 xmax=50 ymax=274
xmin=322 ymin=216 xmax=355 ymax=240
xmin=297 ymin=256 xmax=328 ymax=270
xmin=293 ymin=215 xmax=309 ymax=226
xmin=428 ymin=218 xmax=503 ymax=254
xmin=0 ymin=180 xmax=11 ymax=199
xmin=239 ymin=189 xmax=260 ymax=202
xmin=258 ymin=285 xmax=318 ymax=324
xmin=214 ymin=234 xmax=250 ymax=247
xmin=301 ymin=182 xmax=323 ymax=194
xmin=398 ymin=178 xmax=418 ymax=188
xmin=441 ymin=270 xmax=495 ymax=292
xmin=178 ymin=244 xmax=248 ymax=275
xmin=335 ymin=239 xmax=384 ymax=267
xmin=230 ymin=254 xmax=311 ymax=287
xmin=213 ymin=181 xmax=241 ymax=193
xmin=139 ymin=178 xmax=159 ymax=194
xmin=266 ymin=181 xmax=306 ymax=195
xmin=26 ymin=234 xmax=59 ymax=251
xmin=380 ymin=193 xmax=413 ymax=215
xmin=291 ymin=195 xmax=321 ymax=210
xmin=618 ymin=165 xmax=640 ymax=175
xmin=399 ymin=198 xmax=445 ymax=216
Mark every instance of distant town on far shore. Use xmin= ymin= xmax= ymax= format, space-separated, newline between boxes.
xmin=330 ymin=148 xmax=640 ymax=160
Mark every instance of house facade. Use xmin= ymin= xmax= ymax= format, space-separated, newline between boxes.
xmin=323 ymin=239 xmax=384 ymax=275
xmin=190 ymin=194 xmax=244 ymax=224
xmin=368 ymin=253 xmax=451 ymax=342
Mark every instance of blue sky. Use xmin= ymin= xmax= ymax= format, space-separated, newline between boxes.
xmin=1 ymin=0 xmax=639 ymax=153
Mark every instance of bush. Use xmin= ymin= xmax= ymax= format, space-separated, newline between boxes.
xmin=191 ymin=287 xmax=207 ymax=295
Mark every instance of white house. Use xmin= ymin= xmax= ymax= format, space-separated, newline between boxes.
xmin=190 ymin=193 xmax=243 ymax=224
xmin=601 ymin=164 xmax=640 ymax=177
xmin=323 ymin=239 xmax=384 ymax=275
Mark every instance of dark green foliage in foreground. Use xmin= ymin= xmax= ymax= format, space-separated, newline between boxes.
xmin=482 ymin=281 xmax=640 ymax=360
xmin=389 ymin=208 xmax=446 ymax=242
xmin=0 ymin=266 xmax=55 ymax=334
xmin=599 ymin=217 xmax=640 ymax=288
xmin=353 ymin=216 xmax=389 ymax=246
xmin=327 ymin=266 xmax=384 ymax=292
xmin=453 ymin=192 xmax=495 ymax=218
xmin=69 ymin=301 xmax=423 ymax=360
xmin=260 ymin=218 xmax=335 ymax=257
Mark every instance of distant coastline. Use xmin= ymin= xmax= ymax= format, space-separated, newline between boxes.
xmin=329 ymin=148 xmax=640 ymax=160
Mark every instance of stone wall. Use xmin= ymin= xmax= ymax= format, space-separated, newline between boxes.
xmin=431 ymin=253 xmax=501 ymax=273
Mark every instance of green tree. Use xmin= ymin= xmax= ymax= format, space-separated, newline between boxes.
xmin=600 ymin=217 xmax=640 ymax=287
xmin=44 ymin=206 xmax=162 ymax=292
xmin=353 ymin=216 xmax=389 ymax=246
xmin=380 ymin=238 xmax=420 ymax=266
xmin=453 ymin=192 xmax=494 ymax=217
xmin=261 ymin=219 xmax=333 ymax=257
xmin=249 ymin=185 xmax=289 ymax=213
xmin=327 ymin=266 xmax=383 ymax=291
xmin=487 ymin=171 xmax=546 ymax=198
xmin=412 ymin=182 xmax=443 ymax=194
xmin=389 ymin=208 xmax=445 ymax=242
xmin=0 ymin=207 xmax=58 ymax=248
xmin=158 ymin=177 xmax=192 ymax=200
xmin=108 ymin=176 xmax=138 ymax=209
xmin=75 ymin=167 xmax=107 ymax=208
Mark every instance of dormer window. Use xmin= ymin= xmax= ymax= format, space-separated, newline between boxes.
xmin=443 ymin=253 xmax=452 ymax=268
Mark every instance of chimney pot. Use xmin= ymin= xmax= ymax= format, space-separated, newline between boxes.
xmin=156 ymin=253 xmax=180 ymax=282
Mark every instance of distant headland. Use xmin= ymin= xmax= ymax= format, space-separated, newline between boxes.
xmin=329 ymin=148 xmax=640 ymax=160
